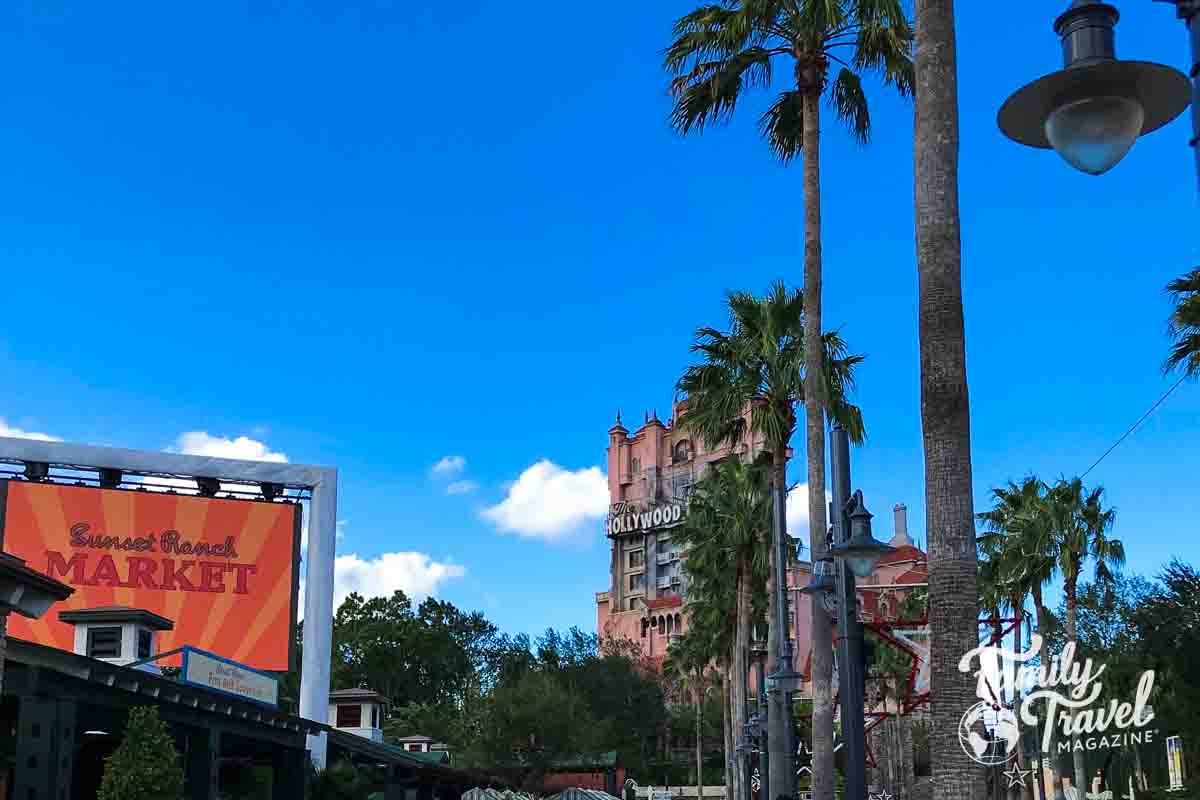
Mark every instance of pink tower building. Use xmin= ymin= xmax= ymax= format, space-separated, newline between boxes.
xmin=595 ymin=397 xmax=928 ymax=692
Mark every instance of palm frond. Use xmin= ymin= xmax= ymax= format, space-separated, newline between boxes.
xmin=828 ymin=67 xmax=870 ymax=144
xmin=756 ymin=89 xmax=805 ymax=162
xmin=1164 ymin=267 xmax=1200 ymax=377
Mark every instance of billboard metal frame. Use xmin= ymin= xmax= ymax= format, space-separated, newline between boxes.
xmin=0 ymin=435 xmax=338 ymax=768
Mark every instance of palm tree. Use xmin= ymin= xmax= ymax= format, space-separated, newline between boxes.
xmin=664 ymin=8 xmax=912 ymax=793
xmin=672 ymin=458 xmax=773 ymax=800
xmin=1165 ymin=268 xmax=1200 ymax=377
xmin=676 ymin=283 xmax=865 ymax=797
xmin=665 ymin=633 xmax=713 ymax=800
xmin=1044 ymin=478 xmax=1124 ymax=793
xmin=910 ymin=0 xmax=978 ymax=797
xmin=979 ymin=477 xmax=1125 ymax=796
xmin=979 ymin=478 xmax=1061 ymax=798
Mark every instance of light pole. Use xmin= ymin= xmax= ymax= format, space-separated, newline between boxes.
xmin=800 ymin=422 xmax=895 ymax=800
xmin=766 ymin=479 xmax=805 ymax=798
xmin=997 ymin=0 xmax=1195 ymax=187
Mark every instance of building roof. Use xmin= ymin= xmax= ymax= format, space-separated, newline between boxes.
xmin=326 ymin=729 xmax=502 ymax=785
xmin=4 ymin=636 xmax=322 ymax=736
xmin=329 ymin=687 xmax=390 ymax=704
xmin=876 ymin=545 xmax=926 ymax=567
xmin=891 ymin=566 xmax=928 ymax=585
xmin=59 ymin=605 xmax=174 ymax=631
xmin=549 ymin=751 xmax=619 ymax=769
xmin=0 ymin=552 xmax=73 ymax=618
xmin=395 ymin=734 xmax=436 ymax=743
xmin=546 ymin=789 xmax=623 ymax=800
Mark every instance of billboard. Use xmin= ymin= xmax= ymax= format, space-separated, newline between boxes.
xmin=0 ymin=480 xmax=301 ymax=671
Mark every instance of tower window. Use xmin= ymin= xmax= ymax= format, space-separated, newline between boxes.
xmin=631 ymin=457 xmax=641 ymax=475
xmin=674 ymin=440 xmax=692 ymax=463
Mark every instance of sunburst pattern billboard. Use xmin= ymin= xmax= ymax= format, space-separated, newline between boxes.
xmin=0 ymin=480 xmax=301 ymax=671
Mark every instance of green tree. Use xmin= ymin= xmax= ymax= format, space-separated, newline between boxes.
xmin=1129 ymin=561 xmax=1200 ymax=787
xmin=97 ymin=706 xmax=185 ymax=800
xmin=978 ymin=476 xmax=1125 ymax=792
xmin=911 ymin=0 xmax=977 ymax=796
xmin=1164 ymin=268 xmax=1200 ymax=377
xmin=670 ymin=458 xmax=774 ymax=800
xmin=305 ymin=759 xmax=371 ymax=800
xmin=674 ymin=282 xmax=865 ymax=797
xmin=469 ymin=669 xmax=602 ymax=786
xmin=665 ymin=626 xmax=717 ymax=800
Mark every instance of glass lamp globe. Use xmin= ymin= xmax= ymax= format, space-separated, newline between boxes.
xmin=1044 ymin=95 xmax=1145 ymax=175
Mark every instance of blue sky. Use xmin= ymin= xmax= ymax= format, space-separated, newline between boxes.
xmin=1 ymin=1 xmax=1197 ymax=639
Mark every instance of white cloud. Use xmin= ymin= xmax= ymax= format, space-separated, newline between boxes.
xmin=142 ymin=431 xmax=289 ymax=495
xmin=0 ymin=420 xmax=60 ymax=442
xmin=174 ymin=432 xmax=289 ymax=463
xmin=431 ymin=455 xmax=466 ymax=477
xmin=330 ymin=551 xmax=465 ymax=610
xmin=446 ymin=480 xmax=478 ymax=496
xmin=481 ymin=459 xmax=609 ymax=542
xmin=787 ymin=483 xmax=833 ymax=557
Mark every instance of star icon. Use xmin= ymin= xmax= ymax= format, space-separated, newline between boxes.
xmin=1003 ymin=763 xmax=1031 ymax=789
xmin=879 ymin=792 xmax=894 ymax=800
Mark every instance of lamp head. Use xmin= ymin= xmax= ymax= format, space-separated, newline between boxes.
xmin=997 ymin=0 xmax=1189 ymax=175
xmin=830 ymin=491 xmax=895 ymax=578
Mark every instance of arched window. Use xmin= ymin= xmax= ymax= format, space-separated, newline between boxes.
xmin=631 ymin=457 xmax=641 ymax=475
xmin=650 ymin=616 xmax=658 ymax=628
xmin=641 ymin=619 xmax=648 ymax=638
xmin=675 ymin=613 xmax=682 ymax=631
xmin=674 ymin=440 xmax=692 ymax=463
xmin=666 ymin=615 xmax=674 ymax=634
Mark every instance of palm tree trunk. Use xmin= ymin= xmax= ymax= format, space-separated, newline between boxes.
xmin=697 ymin=669 xmax=705 ymax=800
xmin=1031 ymin=588 xmax=1064 ymax=800
xmin=1012 ymin=610 xmax=1034 ymax=800
xmin=800 ymin=75 xmax=833 ymax=800
xmin=724 ymin=662 xmax=737 ymax=800
xmin=913 ymin=2 xmax=982 ymax=799
xmin=1064 ymin=576 xmax=1087 ymax=795
xmin=735 ymin=561 xmax=753 ymax=800
xmin=767 ymin=445 xmax=792 ymax=800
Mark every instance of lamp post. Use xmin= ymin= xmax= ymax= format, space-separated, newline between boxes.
xmin=998 ymin=0 xmax=1194 ymax=186
xmin=766 ymin=476 xmax=805 ymax=799
xmin=798 ymin=422 xmax=894 ymax=800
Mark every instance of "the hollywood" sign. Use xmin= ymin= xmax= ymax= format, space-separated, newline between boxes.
xmin=606 ymin=501 xmax=684 ymax=535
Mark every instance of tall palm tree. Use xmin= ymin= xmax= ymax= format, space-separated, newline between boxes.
xmin=979 ymin=478 xmax=1061 ymax=798
xmin=978 ymin=477 xmax=1125 ymax=795
xmin=664 ymin=8 xmax=911 ymax=793
xmin=676 ymin=283 xmax=865 ymax=797
xmin=1165 ymin=268 xmax=1200 ymax=377
xmin=666 ymin=633 xmax=714 ymax=800
xmin=672 ymin=458 xmax=773 ymax=800
xmin=1044 ymin=478 xmax=1124 ymax=793
xmin=911 ymin=0 xmax=979 ymax=797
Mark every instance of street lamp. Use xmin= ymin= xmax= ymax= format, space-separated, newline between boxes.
xmin=998 ymin=0 xmax=1192 ymax=177
xmin=829 ymin=492 xmax=894 ymax=579
xmin=798 ymin=556 xmax=839 ymax=615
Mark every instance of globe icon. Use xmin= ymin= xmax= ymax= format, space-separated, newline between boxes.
xmin=957 ymin=701 xmax=1020 ymax=766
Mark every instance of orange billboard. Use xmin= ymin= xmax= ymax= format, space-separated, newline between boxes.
xmin=0 ymin=480 xmax=301 ymax=671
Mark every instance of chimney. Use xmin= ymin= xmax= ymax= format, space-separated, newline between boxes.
xmin=891 ymin=503 xmax=912 ymax=547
